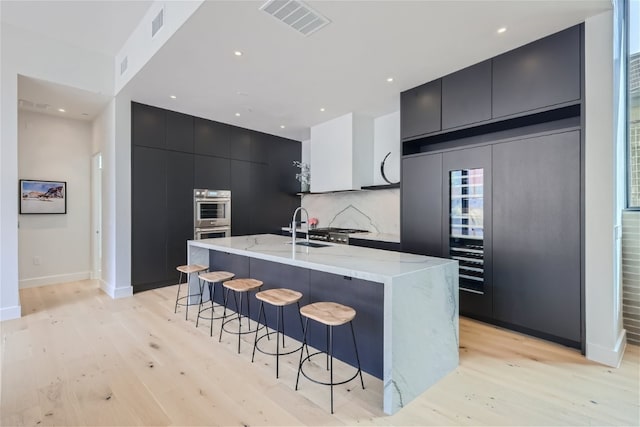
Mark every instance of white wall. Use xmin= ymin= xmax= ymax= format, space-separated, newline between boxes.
xmin=0 ymin=21 xmax=112 ymax=320
xmin=584 ymin=10 xmax=626 ymax=367
xmin=92 ymin=101 xmax=115 ymax=292
xmin=18 ymin=110 xmax=92 ymax=287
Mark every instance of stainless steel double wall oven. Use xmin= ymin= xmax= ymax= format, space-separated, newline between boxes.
xmin=193 ymin=189 xmax=231 ymax=239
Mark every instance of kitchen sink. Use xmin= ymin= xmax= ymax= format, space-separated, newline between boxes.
xmin=288 ymin=241 xmax=330 ymax=248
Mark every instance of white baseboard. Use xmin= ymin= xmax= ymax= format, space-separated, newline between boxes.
xmin=99 ymin=280 xmax=133 ymax=299
xmin=0 ymin=305 xmax=22 ymax=321
xmin=586 ymin=329 xmax=627 ymax=368
xmin=19 ymin=271 xmax=91 ymax=289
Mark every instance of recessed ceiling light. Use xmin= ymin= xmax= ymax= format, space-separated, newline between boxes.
xmin=234 ymin=51 xmax=243 ymax=56
xmin=58 ymin=108 xmax=65 ymax=113
xmin=235 ymin=113 xmax=241 ymax=117
xmin=320 ymin=108 xmax=325 ymax=112
xmin=280 ymin=125 xmax=285 ymax=129
xmin=81 ymin=113 xmax=89 ymax=116
xmin=170 ymin=95 xmax=177 ymax=99
xmin=497 ymin=27 xmax=507 ymax=34
xmin=386 ymin=77 xmax=394 ymax=83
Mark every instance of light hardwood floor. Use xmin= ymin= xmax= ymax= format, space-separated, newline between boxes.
xmin=1 ymin=280 xmax=638 ymax=426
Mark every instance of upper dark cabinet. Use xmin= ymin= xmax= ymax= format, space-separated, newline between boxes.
xmin=442 ymin=60 xmax=492 ymax=130
xmin=492 ymin=25 xmax=581 ymax=119
xmin=194 ymin=118 xmax=230 ymax=157
xmin=132 ymin=102 xmax=165 ymax=149
xmin=400 ymin=79 xmax=442 ymax=140
xmin=250 ymin=132 xmax=270 ymax=164
xmin=166 ymin=110 xmax=194 ymax=153
xmin=229 ymin=127 xmax=252 ymax=161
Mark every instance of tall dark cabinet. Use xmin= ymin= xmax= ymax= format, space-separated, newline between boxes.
xmin=131 ymin=102 xmax=301 ymax=293
xmin=400 ymin=24 xmax=584 ymax=349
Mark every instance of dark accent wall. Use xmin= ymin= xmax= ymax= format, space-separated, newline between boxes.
xmin=131 ymin=102 xmax=301 ymax=292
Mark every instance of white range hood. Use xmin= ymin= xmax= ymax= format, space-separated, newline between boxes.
xmin=309 ymin=112 xmax=373 ymax=192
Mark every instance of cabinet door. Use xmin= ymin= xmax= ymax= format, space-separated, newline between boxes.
xmin=492 ymin=130 xmax=580 ymax=344
xmin=166 ymin=110 xmax=194 ymax=153
xmin=249 ymin=163 xmax=271 ymax=234
xmin=132 ymin=146 xmax=167 ymax=288
xmin=442 ymin=60 xmax=492 ymax=130
xmin=166 ymin=151 xmax=194 ymax=280
xmin=400 ymin=79 xmax=442 ymax=140
xmin=194 ymin=118 xmax=230 ymax=157
xmin=229 ymin=127 xmax=251 ymax=161
xmin=132 ymin=102 xmax=165 ymax=149
xmin=492 ymin=25 xmax=580 ymax=118
xmin=442 ymin=145 xmax=493 ymax=319
xmin=266 ymin=137 xmax=300 ymax=230
xmin=230 ymin=160 xmax=251 ymax=236
xmin=401 ymin=153 xmax=443 ymax=256
xmin=308 ymin=271 xmax=384 ymax=379
xmin=250 ymin=131 xmax=270 ymax=164
xmin=194 ymin=155 xmax=230 ymax=190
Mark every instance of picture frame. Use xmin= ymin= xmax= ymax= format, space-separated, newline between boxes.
xmin=19 ymin=179 xmax=67 ymax=214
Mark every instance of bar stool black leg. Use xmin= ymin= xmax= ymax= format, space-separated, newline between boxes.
xmin=236 ymin=291 xmax=243 ymax=353
xmin=329 ymin=325 xmax=334 ymax=414
xmin=295 ymin=317 xmax=310 ymax=390
xmin=252 ymin=301 xmax=266 ymax=362
xmin=196 ymin=277 xmax=205 ymax=328
xmin=174 ymin=272 xmax=184 ymax=313
xmin=350 ymin=321 xmax=365 ymax=389
xmin=326 ymin=324 xmax=330 ymax=370
xmin=219 ymin=287 xmax=231 ymax=343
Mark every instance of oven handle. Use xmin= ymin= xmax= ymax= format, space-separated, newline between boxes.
xmin=194 ymin=198 xmax=230 ymax=203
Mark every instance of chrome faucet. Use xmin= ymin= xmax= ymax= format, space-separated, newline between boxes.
xmin=291 ymin=207 xmax=310 ymax=245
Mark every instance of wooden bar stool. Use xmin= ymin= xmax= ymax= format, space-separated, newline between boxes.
xmin=174 ymin=264 xmax=208 ymax=320
xmin=251 ymin=288 xmax=307 ymax=378
xmin=219 ymin=278 xmax=264 ymax=353
xmin=196 ymin=271 xmax=235 ymax=336
xmin=295 ymin=301 xmax=365 ymax=414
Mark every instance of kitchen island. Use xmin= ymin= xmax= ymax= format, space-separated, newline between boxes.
xmin=187 ymin=234 xmax=458 ymax=415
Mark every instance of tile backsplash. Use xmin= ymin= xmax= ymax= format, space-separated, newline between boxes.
xmin=301 ymin=188 xmax=400 ymax=235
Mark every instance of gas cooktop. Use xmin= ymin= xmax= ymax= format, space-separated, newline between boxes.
xmin=307 ymin=227 xmax=369 ymax=244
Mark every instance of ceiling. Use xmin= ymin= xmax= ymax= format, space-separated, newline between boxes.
xmin=4 ymin=0 xmax=611 ymax=139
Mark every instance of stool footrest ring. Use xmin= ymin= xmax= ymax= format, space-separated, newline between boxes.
xmin=298 ymin=350 xmax=363 ymax=387
xmin=254 ymin=331 xmax=303 ymax=357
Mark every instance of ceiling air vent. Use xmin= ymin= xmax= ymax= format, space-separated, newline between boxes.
xmin=152 ymin=8 xmax=164 ymax=38
xmin=120 ymin=56 xmax=128 ymax=75
xmin=260 ymin=0 xmax=330 ymax=36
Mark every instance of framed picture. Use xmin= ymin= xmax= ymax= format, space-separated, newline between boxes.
xmin=19 ymin=180 xmax=67 ymax=214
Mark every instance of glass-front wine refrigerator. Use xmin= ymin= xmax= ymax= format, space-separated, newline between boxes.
xmin=449 ymin=168 xmax=484 ymax=293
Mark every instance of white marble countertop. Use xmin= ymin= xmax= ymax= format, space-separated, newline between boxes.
xmin=190 ymin=234 xmax=452 ymax=284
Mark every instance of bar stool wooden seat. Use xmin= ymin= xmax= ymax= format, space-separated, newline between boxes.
xmin=219 ymin=278 xmax=264 ymax=353
xmin=251 ymin=288 xmax=306 ymax=378
xmin=174 ymin=264 xmax=208 ymax=320
xmin=295 ymin=301 xmax=365 ymax=414
xmin=196 ymin=271 xmax=235 ymax=336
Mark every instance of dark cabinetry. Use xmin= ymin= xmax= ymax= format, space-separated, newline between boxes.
xmin=492 ymin=26 xmax=580 ymax=119
xmin=194 ymin=118 xmax=230 ymax=157
xmin=442 ymin=60 xmax=492 ymax=130
xmin=348 ymin=238 xmax=401 ymax=252
xmin=194 ymin=154 xmax=231 ymax=190
xmin=400 ymin=79 xmax=441 ymax=140
xmin=401 ymin=153 xmax=443 ymax=257
xmin=132 ymin=103 xmax=165 ymax=149
xmin=401 ymin=25 xmax=582 ymax=145
xmin=492 ymin=130 xmax=581 ymax=345
xmin=166 ymin=151 xmax=194 ymax=281
xmin=132 ymin=102 xmax=301 ymax=292
xmin=132 ymin=146 xmax=168 ymax=287
xmin=166 ymin=110 xmax=194 ymax=152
